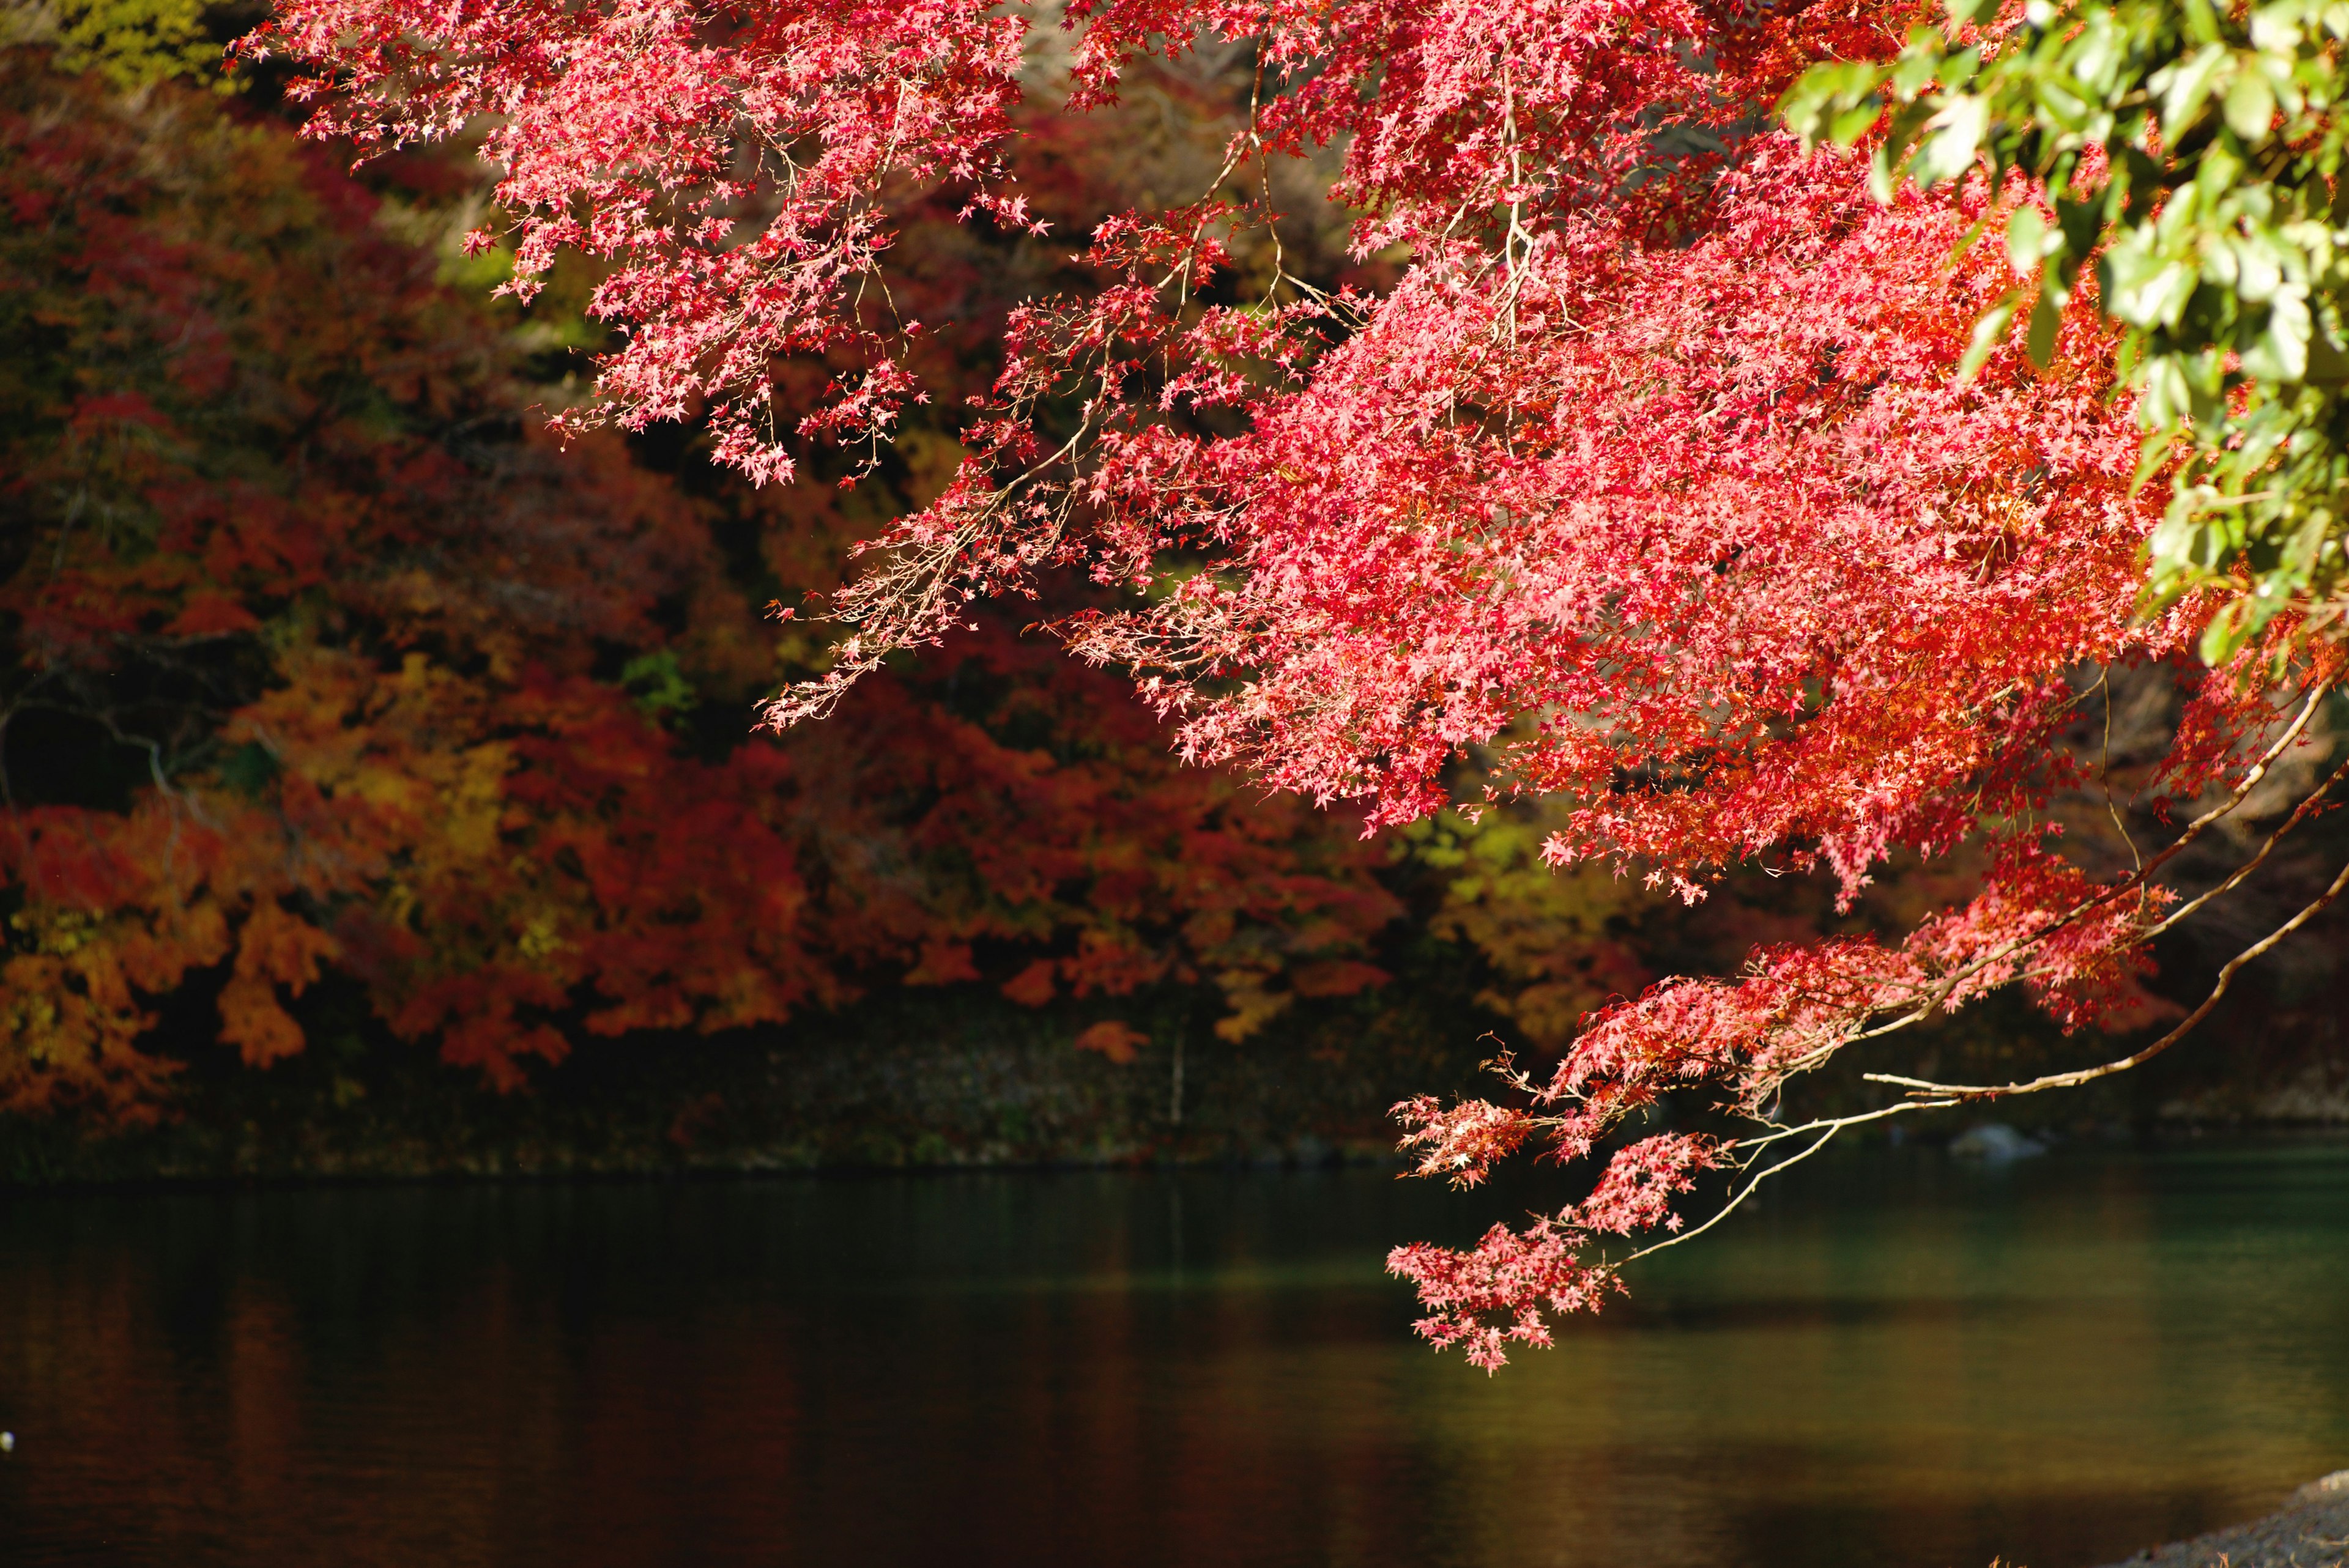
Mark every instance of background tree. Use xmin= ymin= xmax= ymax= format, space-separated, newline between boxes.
xmin=0 ymin=37 xmax=1411 ymax=1120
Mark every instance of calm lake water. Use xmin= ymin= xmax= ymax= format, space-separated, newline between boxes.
xmin=1 ymin=1141 xmax=2344 ymax=1567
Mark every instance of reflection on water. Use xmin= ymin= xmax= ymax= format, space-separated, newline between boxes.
xmin=0 ymin=1142 xmax=2344 ymax=1567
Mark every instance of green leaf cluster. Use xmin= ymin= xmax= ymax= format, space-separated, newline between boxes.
xmin=619 ymin=650 xmax=697 ymax=719
xmin=1781 ymin=0 xmax=2349 ymax=662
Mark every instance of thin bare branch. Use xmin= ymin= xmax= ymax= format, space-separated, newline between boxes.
xmin=1867 ymin=848 xmax=2349 ymax=1100
xmin=2148 ymin=750 xmax=2349 ymax=937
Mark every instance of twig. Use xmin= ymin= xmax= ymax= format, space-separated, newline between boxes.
xmin=1867 ymin=848 xmax=2349 ymax=1100
xmin=2148 ymin=751 xmax=2349 ymax=937
xmin=1619 ymin=1098 xmax=1955 ymax=1266
xmin=1619 ymin=1123 xmax=1843 ymax=1265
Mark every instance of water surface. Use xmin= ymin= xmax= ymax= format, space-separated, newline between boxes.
xmin=1 ymin=1141 xmax=2344 ymax=1567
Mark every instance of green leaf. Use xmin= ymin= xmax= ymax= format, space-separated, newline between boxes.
xmin=2199 ymin=597 xmax=2263 ymax=665
xmin=2304 ymin=322 xmax=2349 ymax=384
xmin=2156 ymin=44 xmax=2230 ymax=136
xmin=54 ymin=0 xmax=225 ymax=90
xmin=2070 ymin=13 xmax=2122 ymax=95
xmin=2198 ymin=607 xmax=2239 ymax=667
xmin=1869 ymin=144 xmax=1899 ymax=204
xmin=1956 ymin=294 xmax=2018 ymax=383
xmin=2102 ymin=244 xmax=2199 ymax=328
xmin=2243 ymin=289 xmax=2312 ymax=382
xmin=2226 ymin=234 xmax=2282 ymax=303
xmin=2005 ymin=205 xmax=2048 ymax=275
xmin=1891 ymin=32 xmax=1943 ymax=100
xmin=1913 ymin=94 xmax=1989 ymax=185
xmin=2025 ymin=289 xmax=2061 ymax=367
xmin=2288 ymin=513 xmax=2333 ymax=575
xmin=2148 ymin=498 xmax=2200 ymax=572
xmin=2224 ymin=66 xmax=2277 ymax=143
xmin=1778 ymin=61 xmax=1887 ymax=145
xmin=2141 ymin=353 xmax=2194 ymax=426
xmin=1829 ymin=98 xmax=1885 ymax=144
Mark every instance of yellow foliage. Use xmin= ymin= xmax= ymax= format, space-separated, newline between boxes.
xmin=1406 ymin=804 xmax=1650 ymax=1051
xmin=50 ymin=0 xmax=223 ymax=90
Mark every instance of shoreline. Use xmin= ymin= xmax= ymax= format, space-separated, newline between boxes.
xmin=2099 ymin=1472 xmax=2349 ymax=1568
xmin=6 ymin=1119 xmax=2345 ymax=1194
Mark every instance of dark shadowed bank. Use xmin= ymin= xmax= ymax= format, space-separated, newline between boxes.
xmin=0 ymin=983 xmax=1486 ymax=1184
xmin=2101 ymin=1471 xmax=2349 ymax=1568
xmin=2 ymin=978 xmax=2345 ymax=1186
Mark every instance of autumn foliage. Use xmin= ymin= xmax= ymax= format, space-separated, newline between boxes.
xmin=0 ymin=46 xmax=1402 ymax=1120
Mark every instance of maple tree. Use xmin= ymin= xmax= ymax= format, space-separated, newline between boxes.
xmin=228 ymin=0 xmax=2349 ymax=1369
xmin=0 ymin=40 xmax=1405 ymax=1121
